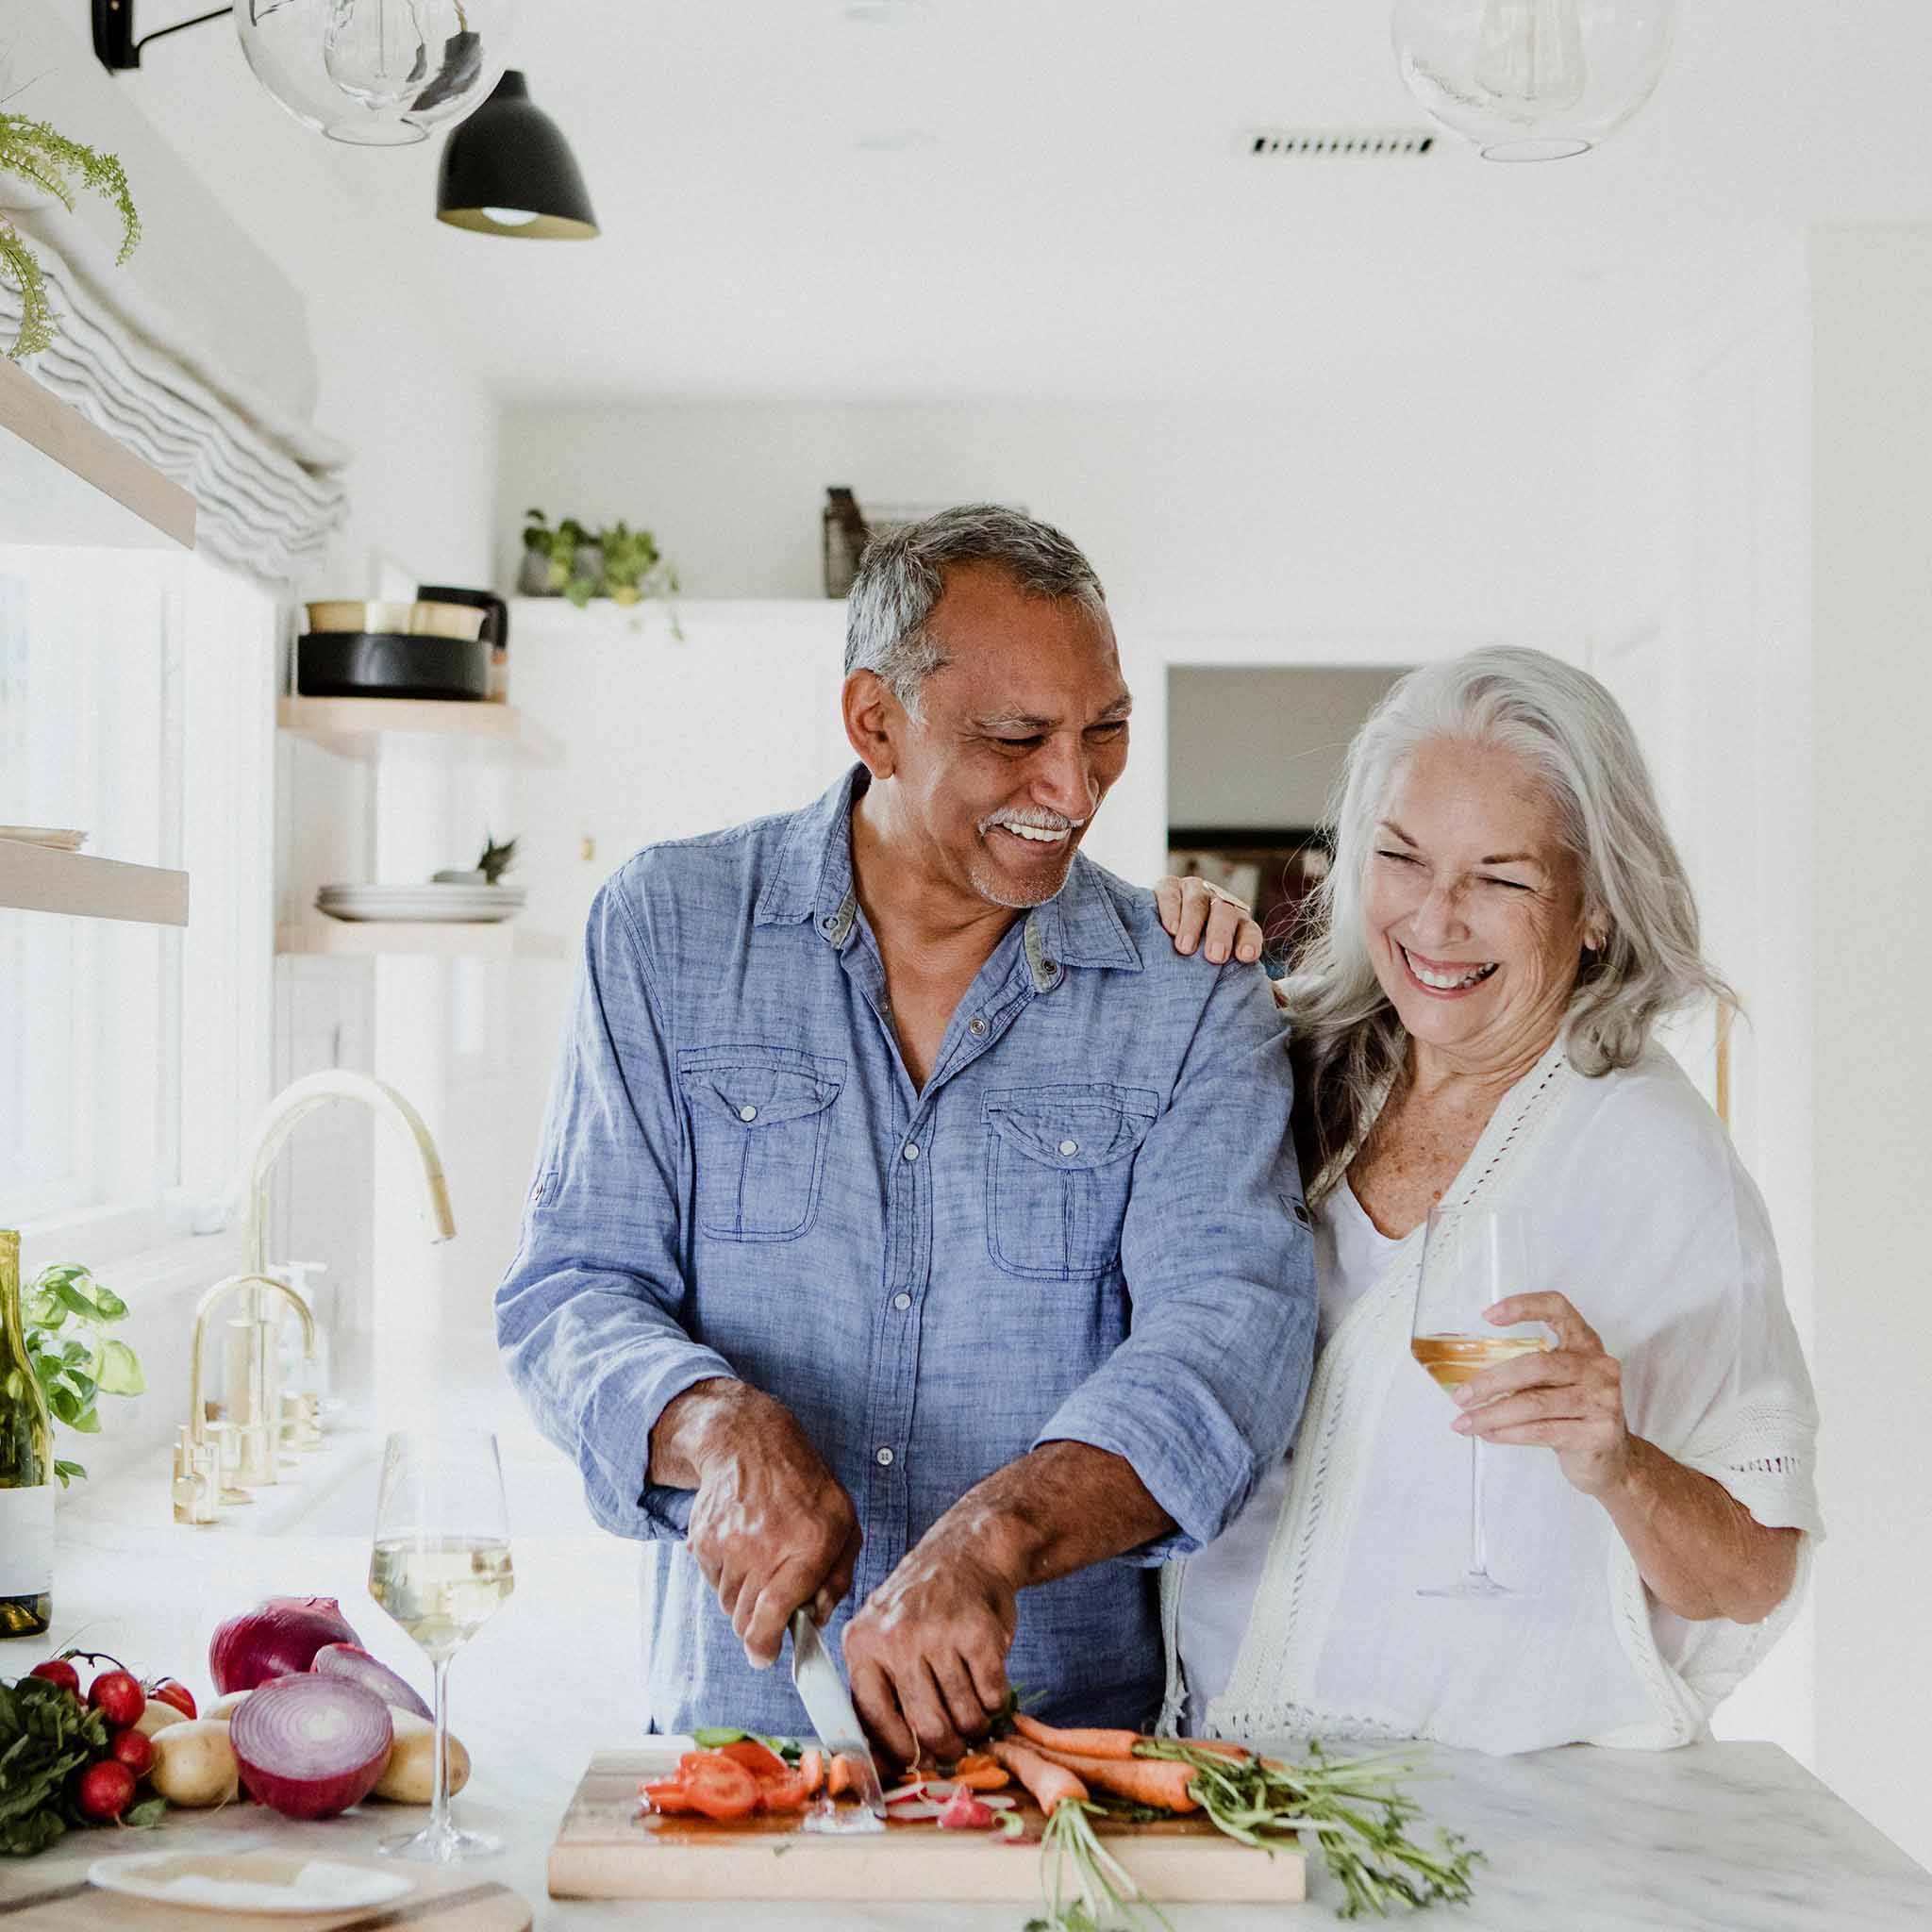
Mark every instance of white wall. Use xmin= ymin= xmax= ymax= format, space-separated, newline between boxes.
xmin=1807 ymin=224 xmax=1932 ymax=1868
xmin=68 ymin=14 xmax=508 ymax=1405
xmin=1168 ymin=666 xmax=1407 ymax=830
xmin=497 ymin=395 xmax=1594 ymax=641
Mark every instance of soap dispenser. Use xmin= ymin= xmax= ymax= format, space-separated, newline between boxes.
xmin=270 ymin=1259 xmax=330 ymax=1449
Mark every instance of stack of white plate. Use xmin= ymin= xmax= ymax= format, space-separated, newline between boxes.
xmin=0 ymin=825 xmax=88 ymax=850
xmin=316 ymin=882 xmax=527 ymax=924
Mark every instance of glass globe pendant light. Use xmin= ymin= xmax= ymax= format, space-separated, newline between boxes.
xmin=237 ymin=0 xmax=517 ymax=146
xmin=1391 ymin=0 xmax=1674 ymax=161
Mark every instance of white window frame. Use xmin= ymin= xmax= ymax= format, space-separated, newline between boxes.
xmin=1 ymin=546 xmax=277 ymax=1269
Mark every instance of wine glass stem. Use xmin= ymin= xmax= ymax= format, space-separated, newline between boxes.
xmin=430 ymin=1655 xmax=453 ymax=1840
xmin=1468 ymin=1433 xmax=1490 ymax=1579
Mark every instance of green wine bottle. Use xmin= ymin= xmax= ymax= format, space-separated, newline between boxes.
xmin=0 ymin=1229 xmax=54 ymax=1639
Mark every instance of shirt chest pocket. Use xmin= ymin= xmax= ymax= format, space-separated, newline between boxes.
xmin=678 ymin=1046 xmax=845 ymax=1242
xmin=983 ymin=1084 xmax=1158 ymax=1281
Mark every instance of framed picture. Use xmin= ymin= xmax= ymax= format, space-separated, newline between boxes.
xmin=1166 ymin=825 xmax=1330 ymax=977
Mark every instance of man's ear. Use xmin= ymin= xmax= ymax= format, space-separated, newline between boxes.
xmin=843 ymin=670 xmax=904 ymax=779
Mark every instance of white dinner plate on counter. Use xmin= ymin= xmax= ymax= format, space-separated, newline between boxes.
xmin=88 ymin=1849 xmax=413 ymax=1914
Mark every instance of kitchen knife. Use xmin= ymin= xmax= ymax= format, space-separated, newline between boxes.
xmin=788 ymin=1607 xmax=888 ymax=1824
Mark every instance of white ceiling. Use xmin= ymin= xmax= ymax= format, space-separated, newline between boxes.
xmin=307 ymin=1 xmax=1932 ymax=404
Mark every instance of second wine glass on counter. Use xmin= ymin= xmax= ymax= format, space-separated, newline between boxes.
xmin=368 ymin=1429 xmax=514 ymax=1861
xmin=1410 ymin=1205 xmax=1548 ymax=1600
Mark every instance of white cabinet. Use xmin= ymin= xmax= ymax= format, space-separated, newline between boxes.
xmin=506 ymin=599 xmax=853 ymax=957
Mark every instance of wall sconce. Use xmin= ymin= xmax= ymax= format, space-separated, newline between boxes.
xmin=92 ymin=0 xmax=517 ymax=148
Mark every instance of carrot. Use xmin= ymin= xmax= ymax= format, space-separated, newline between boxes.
xmin=799 ymin=1748 xmax=824 ymax=1796
xmin=952 ymin=1763 xmax=1010 ymax=1790
xmin=1010 ymin=1711 xmax=1141 ymax=1761
xmin=1024 ymin=1745 xmax=1199 ymax=1814
xmin=989 ymin=1739 xmax=1088 ymax=1817
xmin=826 ymin=1753 xmax=853 ymax=1797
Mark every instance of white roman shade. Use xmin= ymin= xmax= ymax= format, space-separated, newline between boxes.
xmin=2 ymin=0 xmax=348 ymax=580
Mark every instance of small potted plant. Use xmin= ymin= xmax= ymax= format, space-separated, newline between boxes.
xmin=21 ymin=1262 xmax=145 ymax=1485
xmin=432 ymin=833 xmax=518 ymax=887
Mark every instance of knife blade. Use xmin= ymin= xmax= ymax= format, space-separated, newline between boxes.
xmin=788 ymin=1607 xmax=888 ymax=1824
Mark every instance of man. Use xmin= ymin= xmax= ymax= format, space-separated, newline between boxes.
xmin=496 ymin=506 xmax=1315 ymax=1761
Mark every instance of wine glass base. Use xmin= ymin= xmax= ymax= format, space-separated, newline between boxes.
xmin=1418 ymin=1573 xmax=1514 ymax=1600
xmin=377 ymin=1822 xmax=503 ymax=1863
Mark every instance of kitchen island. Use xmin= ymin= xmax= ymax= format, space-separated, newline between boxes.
xmin=5 ymin=1396 xmax=1928 ymax=1928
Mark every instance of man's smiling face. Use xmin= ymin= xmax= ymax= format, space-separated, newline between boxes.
xmin=882 ymin=561 xmax=1132 ymax=912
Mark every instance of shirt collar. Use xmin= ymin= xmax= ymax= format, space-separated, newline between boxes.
xmin=756 ymin=762 xmax=1142 ymax=980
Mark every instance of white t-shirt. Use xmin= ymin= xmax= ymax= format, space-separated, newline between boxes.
xmin=1179 ymin=1181 xmax=1411 ymax=1731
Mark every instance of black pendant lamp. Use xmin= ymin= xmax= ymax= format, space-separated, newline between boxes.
xmin=437 ymin=72 xmax=598 ymax=239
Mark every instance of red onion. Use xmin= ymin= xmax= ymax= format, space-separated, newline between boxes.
xmin=208 ymin=1596 xmax=360 ymax=1695
xmin=309 ymin=1643 xmax=431 ymax=1721
xmin=228 ymin=1674 xmax=393 ymax=1820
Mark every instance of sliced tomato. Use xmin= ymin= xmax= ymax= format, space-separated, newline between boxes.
xmin=755 ymin=1772 xmax=810 ymax=1813
xmin=641 ymin=1779 xmax=697 ymax=1815
xmin=677 ymin=1754 xmax=760 ymax=1820
xmin=718 ymin=1739 xmax=791 ymax=1781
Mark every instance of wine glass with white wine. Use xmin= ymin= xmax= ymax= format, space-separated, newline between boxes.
xmin=368 ymin=1430 xmax=514 ymax=1860
xmin=1410 ymin=1205 xmax=1547 ymax=1599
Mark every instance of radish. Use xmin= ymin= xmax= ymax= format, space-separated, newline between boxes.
xmin=937 ymin=1787 xmax=998 ymax=1830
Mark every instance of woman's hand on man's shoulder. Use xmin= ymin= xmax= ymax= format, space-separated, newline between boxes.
xmin=1154 ymin=874 xmax=1265 ymax=966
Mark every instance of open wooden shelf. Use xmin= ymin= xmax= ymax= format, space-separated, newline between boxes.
xmin=277 ymin=696 xmax=557 ymax=763
xmin=0 ymin=841 xmax=190 ymax=926
xmin=276 ymin=921 xmax=564 ymax=959
xmin=0 ymin=357 xmax=196 ymax=550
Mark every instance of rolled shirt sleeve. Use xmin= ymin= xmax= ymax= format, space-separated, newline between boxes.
xmin=495 ymin=874 xmax=736 ymax=1541
xmin=1034 ymin=968 xmax=1317 ymax=1559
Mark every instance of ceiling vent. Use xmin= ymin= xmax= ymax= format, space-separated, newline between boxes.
xmin=1241 ymin=126 xmax=1437 ymax=158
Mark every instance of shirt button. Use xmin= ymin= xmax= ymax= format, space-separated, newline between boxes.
xmin=820 ymin=915 xmax=840 ymax=935
xmin=968 ymin=1015 xmax=988 ymax=1038
xmin=891 ymin=1291 xmax=912 ymax=1311
xmin=1041 ymin=958 xmax=1058 ymax=975
xmin=739 ymin=1105 xmax=758 ymax=1123
xmin=902 ymin=1142 xmax=920 ymax=1162
xmin=874 ymin=1446 xmax=895 ymax=1467
xmin=1058 ymin=1138 xmax=1079 ymax=1157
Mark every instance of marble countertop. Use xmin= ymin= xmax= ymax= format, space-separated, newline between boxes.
xmin=6 ymin=1413 xmax=1929 ymax=1929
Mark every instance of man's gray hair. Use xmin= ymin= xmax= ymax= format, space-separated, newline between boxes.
xmin=1284 ymin=645 xmax=1736 ymax=1200
xmin=844 ymin=504 xmax=1108 ymax=718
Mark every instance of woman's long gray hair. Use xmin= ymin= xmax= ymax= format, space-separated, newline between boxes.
xmin=1284 ymin=646 xmax=1734 ymax=1199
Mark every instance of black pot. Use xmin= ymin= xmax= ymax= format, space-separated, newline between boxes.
xmin=296 ymin=631 xmax=489 ymax=702
xmin=416 ymin=585 xmax=508 ymax=648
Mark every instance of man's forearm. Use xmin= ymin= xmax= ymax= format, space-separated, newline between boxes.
xmin=921 ymin=1441 xmax=1174 ymax=1591
xmin=648 ymin=1375 xmax=753 ymax=1489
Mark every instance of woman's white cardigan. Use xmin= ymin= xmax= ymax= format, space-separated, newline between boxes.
xmin=1160 ymin=1036 xmax=1822 ymax=1754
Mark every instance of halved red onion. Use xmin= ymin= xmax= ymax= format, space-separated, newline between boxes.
xmin=228 ymin=1674 xmax=393 ymax=1819
xmin=308 ymin=1643 xmax=431 ymax=1721
xmin=208 ymin=1596 xmax=361 ymax=1695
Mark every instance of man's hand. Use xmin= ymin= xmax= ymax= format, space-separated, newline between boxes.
xmin=843 ymin=1441 xmax=1173 ymax=1767
xmin=652 ymin=1379 xmax=862 ymax=1670
xmin=843 ymin=1524 xmax=1016 ymax=1768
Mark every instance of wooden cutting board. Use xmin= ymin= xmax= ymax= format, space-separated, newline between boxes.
xmin=0 ymin=1857 xmax=532 ymax=1931
xmin=548 ymin=1750 xmax=1305 ymax=1904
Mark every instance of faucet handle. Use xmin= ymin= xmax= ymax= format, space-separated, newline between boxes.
xmin=172 ymin=1426 xmax=220 ymax=1526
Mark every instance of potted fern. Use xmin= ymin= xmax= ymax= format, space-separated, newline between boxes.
xmin=0 ymin=114 xmax=140 ymax=360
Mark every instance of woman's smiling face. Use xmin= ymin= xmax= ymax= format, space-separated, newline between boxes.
xmin=1362 ymin=738 xmax=1594 ymax=1074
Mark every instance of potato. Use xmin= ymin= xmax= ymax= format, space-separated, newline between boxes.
xmin=204 ymin=1690 xmax=253 ymax=1723
xmin=149 ymin=1720 xmax=240 ymax=1807
xmin=372 ymin=1711 xmax=470 ymax=1804
xmin=133 ymin=1697 xmax=190 ymax=1739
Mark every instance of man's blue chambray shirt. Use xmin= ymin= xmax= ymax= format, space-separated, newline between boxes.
xmin=496 ymin=767 xmax=1317 ymax=1735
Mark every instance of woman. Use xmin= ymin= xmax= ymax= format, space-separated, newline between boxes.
xmin=1153 ymin=646 xmax=1819 ymax=1753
